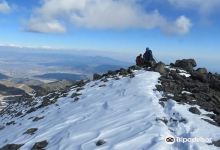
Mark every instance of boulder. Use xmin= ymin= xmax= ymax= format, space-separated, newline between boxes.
xmin=0 ymin=144 xmax=24 ymax=150
xmin=38 ymin=98 xmax=56 ymax=108
xmin=156 ymin=85 xmax=163 ymax=91
xmin=212 ymin=140 xmax=220 ymax=147
xmin=33 ymin=116 xmax=44 ymax=122
xmin=74 ymin=97 xmax=80 ymax=102
xmin=71 ymin=93 xmax=82 ymax=98
xmin=153 ymin=62 xmax=167 ymax=75
xmin=181 ymin=94 xmax=195 ymax=101
xmin=174 ymin=59 xmax=197 ymax=72
xmin=170 ymin=63 xmax=175 ymax=67
xmin=119 ymin=68 xmax=129 ymax=76
xmin=191 ymin=68 xmax=208 ymax=82
xmin=23 ymin=128 xmax=38 ymax=135
xmin=188 ymin=107 xmax=201 ymax=115
xmin=96 ymin=139 xmax=106 ymax=146
xmin=128 ymin=65 xmax=142 ymax=70
xmin=75 ymin=80 xmax=86 ymax=87
xmin=194 ymin=84 xmax=210 ymax=93
xmin=202 ymin=118 xmax=219 ymax=126
xmin=76 ymin=87 xmax=84 ymax=92
xmin=93 ymin=73 xmax=102 ymax=80
xmin=170 ymin=70 xmax=184 ymax=81
xmin=127 ymin=68 xmax=133 ymax=74
xmin=210 ymin=80 xmax=220 ymax=92
xmin=26 ymin=107 xmax=37 ymax=114
xmin=31 ymin=140 xmax=48 ymax=150
xmin=196 ymin=68 xmax=208 ymax=74
xmin=107 ymin=70 xmax=117 ymax=76
xmin=15 ymin=111 xmax=23 ymax=117
xmin=156 ymin=117 xmax=168 ymax=124
xmin=214 ymin=116 xmax=220 ymax=125
xmin=214 ymin=108 xmax=220 ymax=115
xmin=6 ymin=121 xmax=15 ymax=126
xmin=100 ymin=77 xmax=108 ymax=82
xmin=213 ymin=95 xmax=220 ymax=104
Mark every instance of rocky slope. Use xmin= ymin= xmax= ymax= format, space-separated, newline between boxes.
xmin=0 ymin=80 xmax=76 ymax=111
xmin=154 ymin=59 xmax=220 ymax=127
xmin=0 ymin=59 xmax=220 ymax=150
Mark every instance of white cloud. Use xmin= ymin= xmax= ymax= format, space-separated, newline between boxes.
xmin=168 ymin=0 xmax=220 ymax=15
xmin=163 ymin=15 xmax=192 ymax=35
xmin=27 ymin=18 xmax=66 ymax=33
xmin=0 ymin=0 xmax=11 ymax=13
xmin=26 ymin=0 xmax=192 ymax=35
xmin=175 ymin=16 xmax=192 ymax=34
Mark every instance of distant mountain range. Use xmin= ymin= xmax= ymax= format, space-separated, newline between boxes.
xmin=0 ymin=47 xmax=131 ymax=78
xmin=38 ymin=55 xmax=129 ymax=74
xmin=34 ymin=73 xmax=87 ymax=81
xmin=0 ymin=73 xmax=9 ymax=80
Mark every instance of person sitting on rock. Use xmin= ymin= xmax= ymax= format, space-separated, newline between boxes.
xmin=136 ymin=54 xmax=144 ymax=66
xmin=143 ymin=47 xmax=156 ymax=67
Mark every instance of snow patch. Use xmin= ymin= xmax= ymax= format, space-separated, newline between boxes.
xmin=181 ymin=91 xmax=192 ymax=95
xmin=179 ymin=73 xmax=191 ymax=77
xmin=0 ymin=70 xmax=220 ymax=150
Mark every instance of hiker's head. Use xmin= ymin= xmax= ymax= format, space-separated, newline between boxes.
xmin=139 ymin=54 xmax=142 ymax=56
xmin=146 ymin=47 xmax=150 ymax=51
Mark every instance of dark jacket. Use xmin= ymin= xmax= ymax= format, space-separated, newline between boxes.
xmin=136 ymin=55 xmax=143 ymax=66
xmin=143 ymin=50 xmax=155 ymax=62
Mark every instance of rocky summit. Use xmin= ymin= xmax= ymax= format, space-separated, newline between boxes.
xmin=156 ymin=59 xmax=220 ymax=126
xmin=0 ymin=59 xmax=220 ymax=150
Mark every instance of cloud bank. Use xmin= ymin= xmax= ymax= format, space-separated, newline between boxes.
xmin=26 ymin=0 xmax=192 ymax=35
xmin=168 ymin=0 xmax=220 ymax=15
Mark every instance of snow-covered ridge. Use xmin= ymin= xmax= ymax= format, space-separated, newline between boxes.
xmin=0 ymin=69 xmax=220 ymax=150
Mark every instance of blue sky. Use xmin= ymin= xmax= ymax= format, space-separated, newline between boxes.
xmin=0 ymin=0 xmax=219 ymax=72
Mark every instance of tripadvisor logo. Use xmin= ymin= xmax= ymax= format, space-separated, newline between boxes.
xmin=164 ymin=135 xmax=212 ymax=144
xmin=165 ymin=135 xmax=175 ymax=144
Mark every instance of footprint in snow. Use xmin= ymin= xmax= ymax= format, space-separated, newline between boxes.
xmin=103 ymin=102 xmax=109 ymax=110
